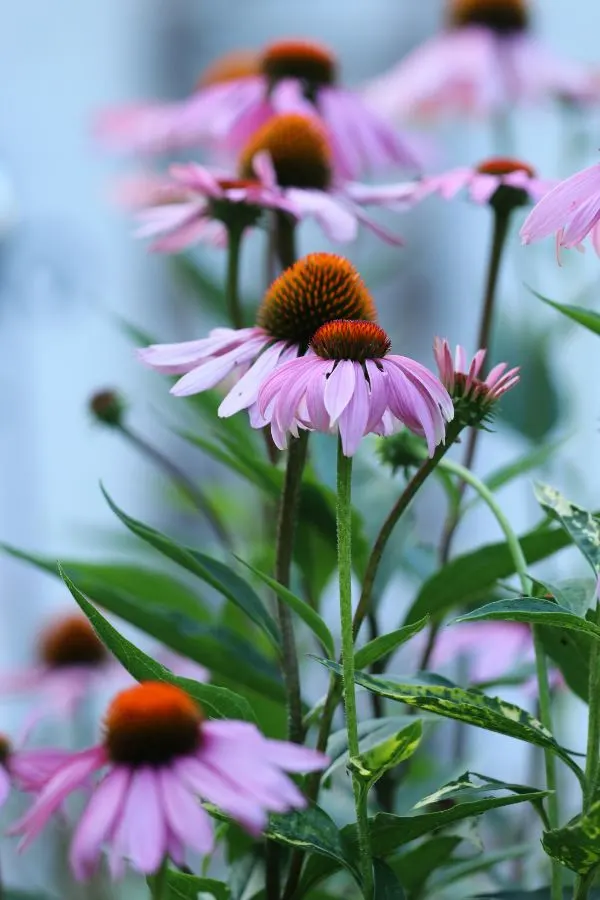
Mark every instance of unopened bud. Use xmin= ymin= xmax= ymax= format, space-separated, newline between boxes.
xmin=89 ymin=390 xmax=125 ymax=428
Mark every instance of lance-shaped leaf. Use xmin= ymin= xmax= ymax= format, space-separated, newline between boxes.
xmin=373 ymin=859 xmax=406 ymax=899
xmin=60 ymin=567 xmax=255 ymax=722
xmin=314 ymin=659 xmax=584 ymax=784
xmin=350 ymin=720 xmax=423 ymax=792
xmin=455 ymin=597 xmax=600 ymax=640
xmin=534 ymin=483 xmax=600 ymax=578
xmin=148 ymin=872 xmax=231 ymax=900
xmin=355 ymin=617 xmax=429 ymax=670
xmin=324 ymin=716 xmax=424 ymax=781
xmin=543 ymin=799 xmax=600 ymax=874
xmin=535 ymin=289 xmax=600 ymax=338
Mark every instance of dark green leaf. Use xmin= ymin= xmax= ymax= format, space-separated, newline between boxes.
xmin=537 ymin=625 xmax=591 ymax=703
xmin=266 ymin=804 xmax=361 ymax=885
xmin=355 ymin=617 xmax=429 ymax=670
xmin=60 ymin=567 xmax=255 ymax=721
xmin=534 ymin=483 xmax=600 ymax=576
xmin=404 ymin=523 xmax=572 ymax=626
xmin=544 ymin=578 xmax=596 ymax=616
xmin=350 ymin=720 xmax=423 ymax=791
xmin=543 ymin=799 xmax=600 ymax=874
xmin=536 ymin=290 xmax=600 ymax=337
xmin=236 ymin=557 xmax=335 ymax=657
xmin=316 ymin=660 xmax=584 ymax=784
xmin=101 ymin=487 xmax=280 ymax=647
xmin=470 ymin=892 xmax=600 ymax=899
xmin=148 ymin=871 xmax=231 ymax=900
xmin=390 ymin=834 xmax=464 ymax=893
xmin=373 ymin=859 xmax=406 ymax=900
xmin=455 ymin=597 xmax=600 ymax=640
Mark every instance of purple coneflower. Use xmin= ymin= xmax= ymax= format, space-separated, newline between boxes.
xmin=520 ymin=160 xmax=600 ymax=258
xmin=433 ymin=338 xmax=520 ymax=423
xmin=138 ymin=252 xmax=379 ymax=427
xmin=257 ymin=320 xmax=454 ymax=456
xmin=363 ymin=0 xmax=598 ymax=121
xmin=0 ymin=734 xmax=73 ymax=808
xmin=11 ymin=682 xmax=327 ymax=880
xmin=98 ymin=39 xmax=422 ymax=180
xmin=134 ymin=114 xmax=407 ymax=248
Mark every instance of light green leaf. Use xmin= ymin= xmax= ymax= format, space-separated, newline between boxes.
xmin=236 ymin=557 xmax=335 ymax=657
xmin=355 ymin=617 xmax=429 ymax=670
xmin=60 ymin=567 xmax=255 ymax=721
xmin=404 ymin=522 xmax=573 ymax=625
xmin=350 ymin=720 xmax=423 ymax=791
xmin=477 ymin=438 xmax=567 ymax=497
xmin=534 ymin=483 xmax=600 ymax=576
xmin=536 ymin=290 xmax=600 ymax=337
xmin=434 ymin=844 xmax=532 ymax=888
xmin=373 ymin=859 xmax=406 ymax=900
xmin=266 ymin=804 xmax=361 ymax=885
xmin=455 ymin=597 xmax=600 ymax=639
xmin=324 ymin=716 xmax=423 ymax=781
xmin=101 ymin=487 xmax=280 ymax=647
xmin=316 ymin=659 xmax=584 ymax=784
xmin=543 ymin=799 xmax=600 ymax=874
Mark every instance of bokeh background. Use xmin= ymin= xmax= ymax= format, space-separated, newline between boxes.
xmin=0 ymin=0 xmax=599 ymax=893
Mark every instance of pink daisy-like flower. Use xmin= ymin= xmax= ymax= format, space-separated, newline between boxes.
xmin=362 ymin=0 xmax=598 ymax=121
xmin=138 ymin=252 xmax=380 ymax=427
xmin=0 ymin=613 xmax=209 ymax=738
xmin=410 ymin=158 xmax=554 ymax=210
xmin=520 ymin=161 xmax=600 ymax=258
xmin=258 ymin=320 xmax=454 ymax=457
xmin=433 ymin=338 xmax=519 ymax=423
xmin=11 ymin=682 xmax=327 ymax=880
xmin=0 ymin=734 xmax=74 ymax=807
xmin=135 ymin=114 xmax=407 ymax=248
xmin=98 ymin=39 xmax=422 ymax=180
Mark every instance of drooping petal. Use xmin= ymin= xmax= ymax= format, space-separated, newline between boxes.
xmin=218 ymin=341 xmax=293 ymax=417
xmin=171 ymin=338 xmax=268 ymax=397
xmin=323 ymin=360 xmax=356 ymax=424
xmin=157 ymin=766 xmax=214 ymax=855
xmin=175 ymin=757 xmax=267 ymax=836
xmin=0 ymin=768 xmax=11 ymax=807
xmin=70 ymin=767 xmax=131 ymax=880
xmin=521 ymin=163 xmax=600 ymax=246
xmin=112 ymin=768 xmax=167 ymax=875
xmin=285 ymin=189 xmax=358 ymax=243
xmin=337 ymin=363 xmax=371 ymax=456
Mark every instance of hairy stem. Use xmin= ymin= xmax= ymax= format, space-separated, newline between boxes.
xmin=225 ymin=224 xmax=244 ymax=329
xmin=119 ymin=424 xmax=231 ymax=548
xmin=337 ymin=441 xmax=373 ymax=898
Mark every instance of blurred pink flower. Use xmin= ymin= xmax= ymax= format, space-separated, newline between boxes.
xmin=0 ymin=613 xmax=209 ymax=738
xmin=520 ymin=161 xmax=600 ymax=258
xmin=97 ymin=39 xmax=423 ymax=180
xmin=257 ymin=320 xmax=453 ymax=456
xmin=0 ymin=734 xmax=73 ymax=808
xmin=138 ymin=253 xmax=380 ymax=427
xmin=11 ymin=682 xmax=328 ymax=880
xmin=408 ymin=158 xmax=554 ymax=208
xmin=362 ymin=0 xmax=598 ymax=121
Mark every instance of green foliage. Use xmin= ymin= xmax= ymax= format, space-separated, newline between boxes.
xmin=534 ymin=288 xmax=600 ymax=337
xmin=372 ymin=859 xmax=406 ymax=899
xmin=456 ymin=596 xmax=600 ymax=639
xmin=534 ymin=483 xmax=600 ymax=576
xmin=148 ymin=871 xmax=231 ymax=900
xmin=350 ymin=720 xmax=423 ymax=792
xmin=60 ymin=567 xmax=255 ymax=721
xmin=354 ymin=616 xmax=429 ymax=669
xmin=316 ymin=659 xmax=584 ymax=784
xmin=543 ymin=800 xmax=600 ymax=874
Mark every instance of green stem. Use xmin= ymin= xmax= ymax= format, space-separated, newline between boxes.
xmin=274 ymin=213 xmax=297 ymax=271
xmin=574 ymin=869 xmax=597 ymax=900
xmin=438 ymin=458 xmax=562 ymax=900
xmin=226 ymin=224 xmax=244 ymax=329
xmin=337 ymin=439 xmax=373 ymax=899
xmin=118 ymin=423 xmax=231 ymax=548
xmin=151 ymin=860 xmax=168 ymax=900
xmin=274 ymin=431 xmax=309 ymax=745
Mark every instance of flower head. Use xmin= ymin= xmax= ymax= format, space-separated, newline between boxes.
xmin=97 ymin=38 xmax=422 ymax=179
xmin=196 ymin=50 xmax=260 ymax=90
xmin=411 ymin=158 xmax=553 ymax=211
xmin=258 ymin=319 xmax=453 ymax=456
xmin=520 ymin=161 xmax=600 ymax=259
xmin=12 ymin=681 xmax=327 ymax=880
xmin=138 ymin=253 xmax=378 ymax=425
xmin=362 ymin=1 xmax=598 ymax=120
xmin=433 ymin=338 xmax=519 ymax=426
xmin=240 ymin=112 xmax=331 ymax=191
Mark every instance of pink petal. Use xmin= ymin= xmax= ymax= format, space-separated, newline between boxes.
xmin=285 ymin=189 xmax=358 ymax=243
xmin=324 ymin=360 xmax=356 ymax=424
xmin=364 ymin=361 xmax=390 ymax=432
xmin=158 ymin=767 xmax=214 ymax=855
xmin=337 ymin=363 xmax=371 ymax=456
xmin=0 ymin=768 xmax=11 ymax=807
xmin=70 ymin=767 xmax=130 ymax=880
xmin=114 ymin=768 xmax=167 ymax=875
xmin=175 ymin=757 xmax=267 ymax=836
xmin=218 ymin=341 xmax=292 ymax=417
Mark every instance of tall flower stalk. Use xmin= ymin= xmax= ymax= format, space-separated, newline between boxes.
xmin=336 ymin=439 xmax=373 ymax=898
xmin=225 ymin=222 xmax=245 ymax=329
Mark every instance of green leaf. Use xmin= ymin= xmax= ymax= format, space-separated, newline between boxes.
xmin=404 ymin=523 xmax=572 ymax=626
xmin=390 ymin=833 xmax=464 ymax=894
xmin=101 ymin=486 xmax=280 ymax=647
xmin=543 ymin=799 xmax=600 ymax=874
xmin=236 ymin=557 xmax=335 ymax=657
xmin=537 ymin=625 xmax=592 ymax=703
xmin=60 ymin=567 xmax=255 ymax=721
xmin=477 ymin=439 xmax=567 ymax=497
xmin=536 ymin=290 xmax=600 ymax=337
xmin=316 ymin=660 xmax=584 ymax=784
xmin=455 ymin=597 xmax=600 ymax=640
xmin=148 ymin=871 xmax=231 ymax=900
xmin=324 ymin=715 xmax=424 ymax=781
xmin=373 ymin=859 xmax=406 ymax=900
xmin=355 ymin=617 xmax=429 ymax=670
xmin=534 ymin=483 xmax=600 ymax=576
xmin=0 ymin=545 xmax=283 ymax=702
xmin=266 ymin=804 xmax=361 ymax=885
xmin=435 ymin=844 xmax=531 ymax=888
xmin=350 ymin=720 xmax=423 ymax=791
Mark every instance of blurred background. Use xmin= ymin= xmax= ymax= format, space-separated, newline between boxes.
xmin=0 ymin=0 xmax=599 ymax=893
